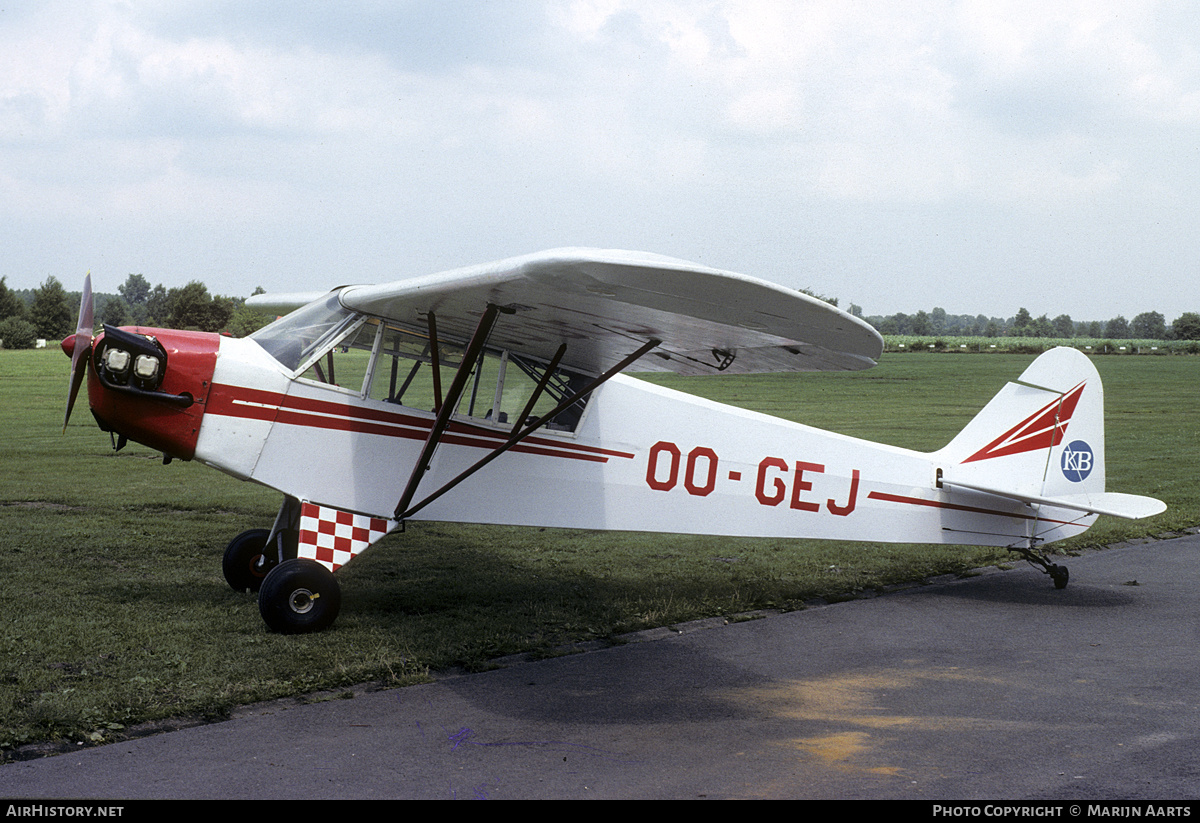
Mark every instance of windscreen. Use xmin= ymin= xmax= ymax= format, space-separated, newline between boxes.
xmin=250 ymin=292 xmax=356 ymax=372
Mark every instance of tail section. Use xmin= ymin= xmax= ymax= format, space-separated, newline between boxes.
xmin=937 ymin=348 xmax=1164 ymax=538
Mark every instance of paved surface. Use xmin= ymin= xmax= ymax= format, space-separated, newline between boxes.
xmin=3 ymin=534 xmax=1199 ymax=800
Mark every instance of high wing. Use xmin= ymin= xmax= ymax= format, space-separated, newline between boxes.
xmin=247 ymin=248 xmax=883 ymax=377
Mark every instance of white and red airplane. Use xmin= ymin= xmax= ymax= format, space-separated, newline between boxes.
xmin=62 ymin=249 xmax=1166 ymax=633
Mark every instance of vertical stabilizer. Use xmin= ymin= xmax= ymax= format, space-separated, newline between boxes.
xmin=938 ymin=347 xmax=1104 ymax=500
xmin=937 ymin=348 xmax=1163 ymax=524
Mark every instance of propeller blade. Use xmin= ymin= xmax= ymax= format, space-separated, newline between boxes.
xmin=63 ymin=273 xmax=94 ymax=431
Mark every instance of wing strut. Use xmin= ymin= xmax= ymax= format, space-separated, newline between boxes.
xmin=510 ymin=342 xmax=567 ymax=435
xmin=395 ymin=336 xmax=661 ymax=521
xmin=427 ymin=311 xmax=443 ymax=411
xmin=394 ymin=303 xmax=512 ymax=519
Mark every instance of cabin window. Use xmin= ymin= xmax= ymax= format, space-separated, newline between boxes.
xmin=253 ymin=301 xmax=591 ymax=432
xmin=362 ymin=325 xmax=466 ymax=411
xmin=362 ymin=322 xmax=591 ymax=432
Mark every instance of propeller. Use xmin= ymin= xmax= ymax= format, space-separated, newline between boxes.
xmin=62 ymin=273 xmax=94 ymax=431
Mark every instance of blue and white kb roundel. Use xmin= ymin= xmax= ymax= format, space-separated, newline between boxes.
xmin=1061 ymin=440 xmax=1095 ymax=482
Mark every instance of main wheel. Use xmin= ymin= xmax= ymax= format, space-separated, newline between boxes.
xmin=222 ymin=529 xmax=273 ymax=593
xmin=258 ymin=559 xmax=341 ymax=634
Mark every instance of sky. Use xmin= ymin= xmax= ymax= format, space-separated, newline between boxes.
xmin=3 ymin=0 xmax=1198 ymax=323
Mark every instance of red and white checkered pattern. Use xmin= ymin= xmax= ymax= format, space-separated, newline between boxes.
xmin=298 ymin=502 xmax=397 ymax=572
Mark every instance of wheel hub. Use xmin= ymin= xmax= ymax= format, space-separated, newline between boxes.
xmin=288 ymin=588 xmax=319 ymax=614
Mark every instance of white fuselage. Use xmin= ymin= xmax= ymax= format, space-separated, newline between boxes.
xmin=194 ymin=337 xmax=1087 ymax=549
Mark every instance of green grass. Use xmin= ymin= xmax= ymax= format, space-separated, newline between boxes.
xmin=2 ymin=347 xmax=1196 ymax=755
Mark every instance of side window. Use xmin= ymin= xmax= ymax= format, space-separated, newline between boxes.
xmin=495 ymin=354 xmax=590 ymax=431
xmin=361 ymin=323 xmax=591 ymax=432
xmin=364 ymin=325 xmax=466 ymax=412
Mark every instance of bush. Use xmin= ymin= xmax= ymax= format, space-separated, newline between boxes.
xmin=0 ymin=316 xmax=38 ymax=349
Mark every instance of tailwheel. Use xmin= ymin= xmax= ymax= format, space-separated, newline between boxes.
xmin=1010 ymin=545 xmax=1070 ymax=590
xmin=222 ymin=529 xmax=273 ymax=593
xmin=1049 ymin=564 xmax=1070 ymax=590
xmin=258 ymin=559 xmax=341 ymax=634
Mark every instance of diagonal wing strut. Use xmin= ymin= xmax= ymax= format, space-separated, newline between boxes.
xmin=394 ymin=303 xmax=512 ymax=519
xmin=393 ymin=319 xmax=660 ymax=521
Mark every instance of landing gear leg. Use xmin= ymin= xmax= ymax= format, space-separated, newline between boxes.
xmin=1010 ymin=544 xmax=1070 ymax=589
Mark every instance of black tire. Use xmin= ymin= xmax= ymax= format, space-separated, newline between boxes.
xmin=258 ymin=559 xmax=341 ymax=634
xmin=1050 ymin=565 xmax=1070 ymax=590
xmin=222 ymin=529 xmax=273 ymax=593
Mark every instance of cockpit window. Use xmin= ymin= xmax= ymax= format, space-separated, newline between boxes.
xmin=250 ymin=293 xmax=359 ymax=373
xmin=362 ymin=323 xmax=591 ymax=432
xmin=252 ymin=300 xmax=592 ymax=432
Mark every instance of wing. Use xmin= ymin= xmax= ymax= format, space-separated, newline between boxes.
xmin=282 ymin=248 xmax=882 ymax=377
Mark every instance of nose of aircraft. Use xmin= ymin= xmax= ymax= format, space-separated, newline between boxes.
xmin=84 ymin=325 xmax=221 ymax=460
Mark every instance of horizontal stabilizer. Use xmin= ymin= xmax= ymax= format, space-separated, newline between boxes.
xmin=940 ymin=476 xmax=1167 ymax=520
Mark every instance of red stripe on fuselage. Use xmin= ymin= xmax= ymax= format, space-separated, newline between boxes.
xmin=206 ymin=383 xmax=634 ymax=463
xmin=867 ymin=490 xmax=1077 ymax=526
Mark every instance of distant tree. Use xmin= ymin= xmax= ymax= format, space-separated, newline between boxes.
xmin=799 ymin=288 xmax=837 ymax=307
xmin=0 ymin=277 xmax=25 ymax=321
xmin=911 ymin=310 xmax=930 ymax=335
xmin=209 ymin=295 xmax=236 ymax=331
xmin=29 ymin=276 xmax=74 ymax=340
xmin=145 ymin=284 xmax=170 ymax=326
xmin=227 ymin=302 xmax=272 ymax=337
xmin=1032 ymin=314 xmax=1054 ymax=337
xmin=0 ymin=316 xmax=38 ymax=348
xmin=1053 ymin=314 xmax=1074 ymax=338
xmin=118 ymin=274 xmax=152 ymax=324
xmin=1131 ymin=311 xmax=1167 ymax=340
xmin=874 ymin=312 xmax=913 ymax=334
xmin=99 ymin=295 xmax=129 ymax=327
xmin=1086 ymin=320 xmax=1103 ymax=337
xmin=1011 ymin=308 xmax=1034 ymax=337
xmin=167 ymin=281 xmax=234 ymax=332
xmin=929 ymin=307 xmax=947 ymax=335
xmin=1171 ymin=312 xmax=1200 ymax=340
xmin=1104 ymin=316 xmax=1129 ymax=339
xmin=118 ymin=273 xmax=151 ymax=307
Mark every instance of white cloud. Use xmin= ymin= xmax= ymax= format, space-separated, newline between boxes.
xmin=1 ymin=0 xmax=1198 ymax=321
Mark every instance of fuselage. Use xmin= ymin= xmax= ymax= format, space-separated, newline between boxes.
xmin=74 ymin=325 xmax=1094 ymax=551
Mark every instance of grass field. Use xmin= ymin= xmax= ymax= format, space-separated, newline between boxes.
xmin=2 ymin=346 xmax=1196 ymax=755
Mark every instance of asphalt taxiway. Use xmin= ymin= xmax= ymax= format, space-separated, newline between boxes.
xmin=3 ymin=533 xmax=1199 ymax=800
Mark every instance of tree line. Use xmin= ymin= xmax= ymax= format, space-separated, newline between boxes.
xmin=0 ymin=274 xmax=272 ymax=349
xmin=860 ymin=307 xmax=1200 ymax=341
xmin=3 ymin=273 xmax=1200 ymax=349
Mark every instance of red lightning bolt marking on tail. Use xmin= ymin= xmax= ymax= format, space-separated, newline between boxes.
xmin=962 ymin=382 xmax=1086 ymax=463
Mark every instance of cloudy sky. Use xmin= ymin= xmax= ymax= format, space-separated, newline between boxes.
xmin=3 ymin=0 xmax=1198 ymax=323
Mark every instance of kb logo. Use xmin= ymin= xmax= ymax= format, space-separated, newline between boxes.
xmin=1061 ymin=440 xmax=1094 ymax=482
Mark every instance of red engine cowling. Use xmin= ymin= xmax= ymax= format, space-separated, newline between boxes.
xmin=82 ymin=326 xmax=220 ymax=460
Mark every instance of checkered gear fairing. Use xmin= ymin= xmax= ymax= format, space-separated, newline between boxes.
xmin=298 ymin=502 xmax=398 ymax=572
